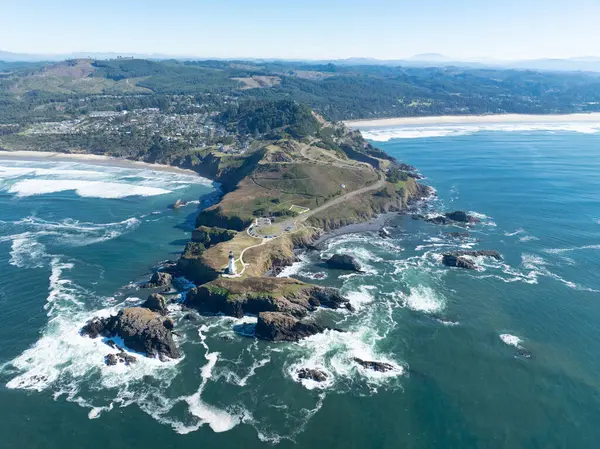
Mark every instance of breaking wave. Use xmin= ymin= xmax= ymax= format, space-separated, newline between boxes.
xmin=361 ymin=121 xmax=600 ymax=141
xmin=0 ymin=159 xmax=212 ymax=200
xmin=9 ymin=179 xmax=171 ymax=198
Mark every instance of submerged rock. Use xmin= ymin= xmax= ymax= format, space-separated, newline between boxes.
xmin=173 ymin=199 xmax=188 ymax=209
xmin=353 ymin=358 xmax=395 ymax=372
xmin=142 ymin=293 xmax=168 ymax=315
xmin=378 ymin=227 xmax=391 ymax=239
xmin=255 ymin=312 xmax=324 ymax=342
xmin=82 ymin=307 xmax=180 ymax=360
xmin=325 ymin=254 xmax=362 ymax=272
xmin=141 ymin=271 xmax=173 ymax=289
xmin=445 ymin=232 xmax=472 ymax=239
xmin=297 ymin=368 xmax=328 ymax=382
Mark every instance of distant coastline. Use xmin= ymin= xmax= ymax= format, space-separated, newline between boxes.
xmin=0 ymin=150 xmax=200 ymax=176
xmin=344 ymin=112 xmax=600 ymax=128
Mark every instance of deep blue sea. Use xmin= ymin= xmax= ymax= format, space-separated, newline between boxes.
xmin=1 ymin=124 xmax=600 ymax=448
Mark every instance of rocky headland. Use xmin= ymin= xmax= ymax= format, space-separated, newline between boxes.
xmin=80 ymin=104 xmax=430 ymax=363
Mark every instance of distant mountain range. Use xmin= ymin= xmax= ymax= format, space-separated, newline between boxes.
xmin=2 ymin=50 xmax=600 ymax=73
xmin=331 ymin=55 xmax=600 ymax=73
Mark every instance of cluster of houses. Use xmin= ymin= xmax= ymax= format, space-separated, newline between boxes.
xmin=26 ymin=108 xmax=254 ymax=155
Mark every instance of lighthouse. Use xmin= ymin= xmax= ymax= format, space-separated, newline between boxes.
xmin=227 ymin=250 xmax=237 ymax=275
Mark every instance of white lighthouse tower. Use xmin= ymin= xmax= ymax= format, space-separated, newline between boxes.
xmin=227 ymin=250 xmax=237 ymax=275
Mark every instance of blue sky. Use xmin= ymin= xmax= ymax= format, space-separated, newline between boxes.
xmin=1 ymin=0 xmax=599 ymax=60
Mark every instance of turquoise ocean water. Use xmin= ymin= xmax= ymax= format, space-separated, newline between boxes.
xmin=1 ymin=123 xmax=600 ymax=448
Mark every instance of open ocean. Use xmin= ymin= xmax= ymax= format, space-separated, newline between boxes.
xmin=1 ymin=121 xmax=600 ymax=448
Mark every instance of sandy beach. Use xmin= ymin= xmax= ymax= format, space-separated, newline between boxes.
xmin=344 ymin=112 xmax=600 ymax=128
xmin=0 ymin=150 xmax=200 ymax=177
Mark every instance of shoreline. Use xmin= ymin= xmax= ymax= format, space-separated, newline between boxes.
xmin=344 ymin=112 xmax=600 ymax=128
xmin=311 ymin=212 xmax=397 ymax=249
xmin=0 ymin=150 xmax=200 ymax=177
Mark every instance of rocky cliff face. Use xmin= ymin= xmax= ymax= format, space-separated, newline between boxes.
xmin=185 ymin=277 xmax=349 ymax=319
xmin=255 ymin=312 xmax=325 ymax=342
xmin=191 ymin=225 xmax=237 ymax=246
xmin=306 ymin=178 xmax=424 ymax=232
xmin=81 ymin=307 xmax=180 ymax=360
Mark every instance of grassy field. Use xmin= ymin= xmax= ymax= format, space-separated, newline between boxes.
xmin=202 ymin=161 xmax=379 ymax=228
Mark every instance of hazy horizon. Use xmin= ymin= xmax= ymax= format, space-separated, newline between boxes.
xmin=2 ymin=49 xmax=600 ymax=63
xmin=2 ymin=0 xmax=599 ymax=61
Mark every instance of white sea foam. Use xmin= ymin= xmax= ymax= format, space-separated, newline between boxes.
xmin=401 ymin=285 xmax=446 ymax=313
xmin=499 ymin=334 xmax=523 ymax=348
xmin=344 ymin=285 xmax=377 ymax=311
xmin=544 ymin=244 xmax=600 ymax=254
xmin=362 ymin=121 xmax=600 ymax=141
xmin=8 ymin=179 xmax=171 ymax=198
xmin=15 ymin=216 xmax=141 ymax=247
xmin=287 ymin=326 xmax=405 ymax=392
xmin=277 ymin=253 xmax=309 ymax=278
xmin=519 ymin=235 xmax=539 ymax=242
xmin=436 ymin=319 xmax=460 ymax=327
xmin=468 ymin=211 xmax=489 ymax=220
xmin=9 ymin=235 xmax=48 ymax=268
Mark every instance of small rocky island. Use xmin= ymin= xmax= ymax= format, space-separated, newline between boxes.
xmin=81 ymin=102 xmax=429 ymax=363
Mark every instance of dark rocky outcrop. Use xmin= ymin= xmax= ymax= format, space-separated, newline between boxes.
xmin=419 ymin=211 xmax=480 ymax=225
xmin=141 ymin=271 xmax=173 ymax=289
xmin=353 ymin=358 xmax=395 ymax=372
xmin=442 ymin=254 xmax=477 ymax=270
xmin=426 ymin=215 xmax=450 ymax=225
xmin=105 ymin=349 xmax=137 ymax=366
xmin=297 ymin=368 xmax=328 ymax=382
xmin=442 ymin=250 xmax=502 ymax=270
xmin=448 ymin=250 xmax=501 ymax=260
xmin=255 ymin=312 xmax=324 ymax=342
xmin=444 ymin=211 xmax=472 ymax=223
xmin=306 ymin=286 xmax=351 ymax=310
xmin=185 ymin=277 xmax=349 ymax=319
xmin=325 ymin=254 xmax=362 ymax=272
xmin=81 ymin=307 xmax=180 ymax=360
xmin=442 ymin=249 xmax=502 ymax=270
xmin=142 ymin=293 xmax=168 ymax=315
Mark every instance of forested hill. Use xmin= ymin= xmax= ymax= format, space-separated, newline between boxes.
xmin=2 ymin=58 xmax=600 ymax=124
